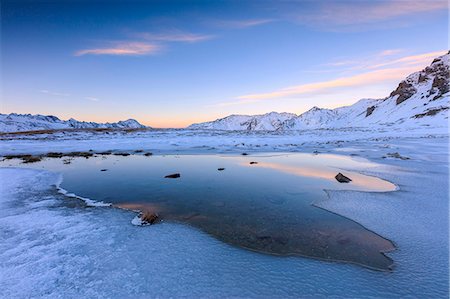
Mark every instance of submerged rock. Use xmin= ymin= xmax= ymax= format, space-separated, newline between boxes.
xmin=165 ymin=173 xmax=180 ymax=178
xmin=100 ymin=169 xmax=108 ymax=172
xmin=335 ymin=172 xmax=352 ymax=183
xmin=218 ymin=168 xmax=225 ymax=171
xmin=144 ymin=152 xmax=153 ymax=156
xmin=241 ymin=153 xmax=248 ymax=156
xmin=249 ymin=161 xmax=258 ymax=165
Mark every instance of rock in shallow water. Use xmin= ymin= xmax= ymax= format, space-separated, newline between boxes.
xmin=165 ymin=173 xmax=180 ymax=178
xmin=335 ymin=172 xmax=352 ymax=183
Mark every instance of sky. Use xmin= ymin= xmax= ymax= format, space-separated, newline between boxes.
xmin=0 ymin=0 xmax=448 ymax=128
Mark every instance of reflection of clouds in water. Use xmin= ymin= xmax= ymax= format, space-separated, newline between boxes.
xmin=235 ymin=160 xmax=395 ymax=191
xmin=116 ymin=203 xmax=162 ymax=213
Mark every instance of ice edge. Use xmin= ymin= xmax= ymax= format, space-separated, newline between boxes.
xmin=55 ymin=173 xmax=111 ymax=207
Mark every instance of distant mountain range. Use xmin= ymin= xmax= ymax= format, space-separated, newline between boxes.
xmin=0 ymin=114 xmax=147 ymax=133
xmin=1 ymin=52 xmax=448 ymax=133
xmin=189 ymin=51 xmax=449 ymax=131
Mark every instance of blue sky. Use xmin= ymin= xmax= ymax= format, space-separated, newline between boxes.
xmin=1 ymin=0 xmax=448 ymax=127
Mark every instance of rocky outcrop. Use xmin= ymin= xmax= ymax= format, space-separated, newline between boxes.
xmin=413 ymin=107 xmax=449 ymax=118
xmin=390 ymin=81 xmax=416 ymax=105
xmin=335 ymin=173 xmax=352 ymax=183
xmin=366 ymin=106 xmax=376 ymax=117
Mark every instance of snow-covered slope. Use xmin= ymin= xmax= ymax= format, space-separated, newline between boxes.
xmin=190 ymin=52 xmax=449 ymax=131
xmin=188 ymin=112 xmax=296 ymax=131
xmin=0 ymin=113 xmax=148 ymax=133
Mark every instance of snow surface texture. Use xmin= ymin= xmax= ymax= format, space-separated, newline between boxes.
xmin=189 ymin=52 xmax=449 ymax=131
xmin=0 ymin=113 xmax=147 ymax=132
xmin=0 ymin=125 xmax=447 ymax=156
xmin=0 ymin=136 xmax=448 ymax=298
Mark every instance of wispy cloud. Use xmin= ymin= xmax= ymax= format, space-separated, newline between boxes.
xmin=368 ymin=50 xmax=446 ymax=69
xmin=40 ymin=90 xmax=102 ymax=102
xmin=137 ymin=31 xmax=214 ymax=43
xmin=379 ymin=49 xmax=404 ymax=57
xmin=85 ymin=96 xmax=100 ymax=102
xmin=75 ymin=42 xmax=161 ymax=56
xmin=221 ymin=50 xmax=447 ymax=105
xmin=40 ymin=90 xmax=70 ymax=97
xmin=213 ymin=18 xmax=275 ymax=29
xmin=324 ymin=49 xmax=444 ymax=72
xmin=294 ymin=0 xmax=447 ymax=30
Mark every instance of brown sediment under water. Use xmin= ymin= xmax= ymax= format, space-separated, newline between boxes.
xmin=1 ymin=153 xmax=397 ymax=270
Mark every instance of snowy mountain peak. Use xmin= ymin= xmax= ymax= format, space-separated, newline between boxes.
xmin=0 ymin=113 xmax=148 ymax=133
xmin=188 ymin=111 xmax=297 ymax=131
xmin=389 ymin=51 xmax=449 ymax=105
xmin=189 ymin=52 xmax=449 ymax=131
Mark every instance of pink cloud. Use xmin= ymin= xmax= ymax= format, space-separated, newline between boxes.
xmin=214 ymin=19 xmax=274 ymax=28
xmin=224 ymin=50 xmax=447 ymax=104
xmin=75 ymin=42 xmax=161 ymax=56
xmin=138 ymin=32 xmax=214 ymax=43
xmin=309 ymin=0 xmax=447 ymax=25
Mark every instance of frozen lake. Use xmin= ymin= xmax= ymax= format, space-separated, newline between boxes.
xmin=1 ymin=152 xmax=396 ymax=270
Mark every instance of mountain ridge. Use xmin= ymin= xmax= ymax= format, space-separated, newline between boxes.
xmin=0 ymin=113 xmax=148 ymax=133
xmin=189 ymin=51 xmax=449 ymax=131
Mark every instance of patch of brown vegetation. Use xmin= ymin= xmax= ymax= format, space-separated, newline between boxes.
xmin=46 ymin=152 xmax=64 ymax=158
xmin=113 ymin=152 xmax=131 ymax=156
xmin=65 ymin=151 xmax=94 ymax=158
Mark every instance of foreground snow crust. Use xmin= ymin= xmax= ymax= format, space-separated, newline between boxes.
xmin=0 ymin=131 xmax=448 ymax=298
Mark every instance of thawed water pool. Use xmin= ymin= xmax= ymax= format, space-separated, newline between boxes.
xmin=1 ymin=152 xmax=397 ymax=270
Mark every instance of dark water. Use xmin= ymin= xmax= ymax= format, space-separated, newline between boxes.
xmin=2 ymin=153 xmax=397 ymax=270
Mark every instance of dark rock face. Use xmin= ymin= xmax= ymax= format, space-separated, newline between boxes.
xmin=413 ymin=107 xmax=449 ymax=118
xmin=431 ymin=76 xmax=449 ymax=97
xmin=366 ymin=106 xmax=376 ymax=117
xmin=141 ymin=211 xmax=160 ymax=225
xmin=335 ymin=173 xmax=352 ymax=183
xmin=387 ymin=52 xmax=449 ymax=106
xmin=390 ymin=81 xmax=416 ymax=105
xmin=418 ymin=73 xmax=428 ymax=83
xmin=165 ymin=173 xmax=180 ymax=178
xmin=144 ymin=152 xmax=153 ymax=156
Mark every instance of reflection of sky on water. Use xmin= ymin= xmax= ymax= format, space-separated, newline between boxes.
xmin=0 ymin=153 xmax=396 ymax=270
